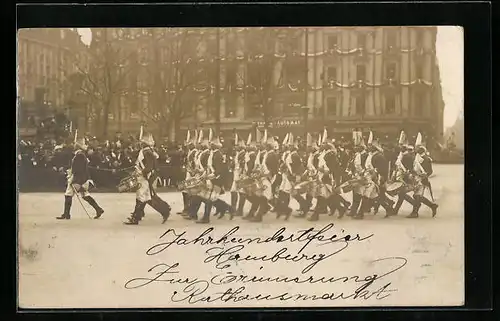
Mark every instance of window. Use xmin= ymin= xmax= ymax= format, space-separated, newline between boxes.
xmin=327 ymin=66 xmax=337 ymax=82
xmin=385 ymin=95 xmax=396 ymax=114
xmin=387 ymin=31 xmax=397 ymax=48
xmin=414 ymin=94 xmax=423 ymax=116
xmin=327 ymin=97 xmax=337 ymax=116
xmin=226 ymin=63 xmax=237 ymax=87
xmin=225 ymin=99 xmax=236 ymax=118
xmin=356 ymin=65 xmax=366 ymax=81
xmin=328 ymin=35 xmax=338 ymax=50
xmin=289 ymin=37 xmax=299 ymax=52
xmin=226 ymin=34 xmax=236 ymax=56
xmin=386 ymin=63 xmax=397 ymax=79
xmin=416 ymin=62 xmax=423 ymax=79
xmin=284 ymin=59 xmax=304 ymax=84
xmin=356 ymin=97 xmax=365 ymax=115
xmin=416 ymin=30 xmax=424 ymax=47
xmin=357 ymin=33 xmax=366 ymax=48
xmin=248 ymin=102 xmax=262 ymax=118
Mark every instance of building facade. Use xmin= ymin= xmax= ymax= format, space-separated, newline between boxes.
xmin=84 ymin=27 xmax=444 ymax=144
xmin=17 ymin=28 xmax=88 ymax=131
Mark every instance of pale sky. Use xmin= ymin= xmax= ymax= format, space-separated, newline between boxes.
xmin=77 ymin=26 xmax=463 ymax=129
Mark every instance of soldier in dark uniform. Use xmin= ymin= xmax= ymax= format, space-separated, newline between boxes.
xmin=365 ymin=142 xmax=395 ymax=217
xmin=276 ymin=139 xmax=303 ymax=219
xmin=251 ymin=139 xmax=280 ymax=222
xmin=124 ymin=133 xmax=171 ymax=225
xmin=392 ymin=145 xmax=417 ymax=216
xmin=185 ymin=144 xmax=210 ymax=221
xmin=241 ymin=143 xmax=258 ymax=220
xmin=179 ymin=140 xmax=197 ymax=215
xmin=57 ymin=138 xmax=104 ymax=220
xmin=407 ymin=145 xmax=438 ymax=218
xmin=209 ymin=139 xmax=235 ymax=221
xmin=348 ymin=144 xmax=369 ymax=217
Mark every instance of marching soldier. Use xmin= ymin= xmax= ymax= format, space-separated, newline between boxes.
xmin=178 ymin=130 xmax=198 ymax=215
xmin=308 ymin=129 xmax=344 ymax=221
xmin=124 ymin=131 xmax=171 ymax=225
xmin=276 ymin=133 xmax=300 ymax=219
xmin=354 ymin=134 xmax=394 ymax=219
xmin=391 ymin=134 xmax=418 ymax=216
xmin=185 ymin=130 xmax=211 ymax=221
xmin=294 ymin=133 xmax=318 ymax=218
xmin=240 ymin=134 xmax=258 ymax=220
xmin=347 ymin=130 xmax=369 ymax=218
xmin=408 ymin=134 xmax=439 ymax=218
xmin=230 ymin=133 xmax=246 ymax=216
xmin=57 ymin=131 xmax=104 ymax=220
xmin=249 ymin=131 xmax=280 ymax=222
xmin=197 ymin=131 xmax=232 ymax=223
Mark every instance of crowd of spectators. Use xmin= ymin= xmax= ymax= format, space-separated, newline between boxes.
xmin=17 ymin=133 xmax=187 ymax=192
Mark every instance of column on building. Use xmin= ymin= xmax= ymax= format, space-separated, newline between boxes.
xmin=314 ymin=29 xmax=324 ymax=119
xmin=364 ymin=30 xmax=375 ymax=117
xmin=235 ymin=29 xmax=246 ymax=120
xmin=373 ymin=28 xmax=383 ymax=115
xmin=219 ymin=30 xmax=226 ymax=120
xmin=339 ymin=30 xmax=350 ymax=117
xmin=306 ymin=29 xmax=315 ymax=118
xmin=423 ymin=27 xmax=433 ymax=118
xmin=273 ymin=37 xmax=282 ymax=117
xmin=400 ymin=27 xmax=411 ymax=117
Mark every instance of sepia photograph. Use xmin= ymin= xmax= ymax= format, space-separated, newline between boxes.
xmin=17 ymin=26 xmax=464 ymax=308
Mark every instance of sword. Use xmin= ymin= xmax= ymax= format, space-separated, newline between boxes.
xmin=425 ymin=179 xmax=435 ymax=202
xmin=71 ymin=184 xmax=92 ymax=219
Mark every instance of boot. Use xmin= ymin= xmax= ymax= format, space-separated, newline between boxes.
xmin=186 ymin=196 xmax=202 ymax=220
xmin=352 ymin=197 xmax=367 ymax=220
xmin=56 ymin=196 xmax=72 ymax=219
xmin=124 ymin=200 xmax=145 ymax=225
xmin=392 ymin=191 xmax=414 ymax=216
xmin=406 ymin=197 xmax=421 ymax=218
xmin=178 ymin=192 xmax=189 ymax=214
xmin=420 ymin=196 xmax=438 ymax=217
xmin=243 ymin=196 xmax=258 ymax=220
xmin=348 ymin=193 xmax=362 ymax=217
xmin=304 ymin=194 xmax=313 ymax=212
xmin=294 ymin=194 xmax=307 ymax=214
xmin=230 ymin=192 xmax=238 ymax=213
xmin=340 ymin=196 xmax=351 ymax=210
xmin=236 ymin=193 xmax=246 ymax=216
xmin=214 ymin=199 xmax=233 ymax=220
xmin=277 ymin=192 xmax=290 ymax=218
xmin=250 ymin=197 xmax=268 ymax=222
xmin=308 ymin=197 xmax=323 ymax=221
xmin=83 ymin=196 xmax=104 ymax=219
xmin=196 ymin=201 xmax=212 ymax=224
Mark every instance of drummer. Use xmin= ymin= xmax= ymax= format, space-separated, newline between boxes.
xmin=124 ymin=131 xmax=170 ymax=225
xmin=391 ymin=144 xmax=417 ymax=216
xmin=347 ymin=130 xmax=369 ymax=217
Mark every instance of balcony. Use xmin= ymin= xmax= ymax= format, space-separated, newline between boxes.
xmin=384 ymin=45 xmax=399 ymax=60
xmin=353 ymin=48 xmax=369 ymax=63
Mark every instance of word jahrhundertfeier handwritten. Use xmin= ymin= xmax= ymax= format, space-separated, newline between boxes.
xmin=124 ymin=223 xmax=408 ymax=305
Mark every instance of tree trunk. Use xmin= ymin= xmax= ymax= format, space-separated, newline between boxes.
xmin=102 ymin=100 xmax=110 ymax=138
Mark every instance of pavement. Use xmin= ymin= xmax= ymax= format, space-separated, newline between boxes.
xmin=18 ymin=164 xmax=464 ymax=309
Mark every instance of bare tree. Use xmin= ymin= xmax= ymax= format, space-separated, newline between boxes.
xmin=243 ymin=28 xmax=281 ymax=129
xmin=139 ymin=28 xmax=212 ymax=142
xmin=68 ymin=28 xmax=135 ymax=138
